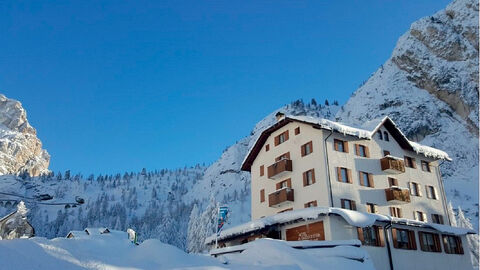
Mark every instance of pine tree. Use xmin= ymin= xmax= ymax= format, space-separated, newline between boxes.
xmin=457 ymin=207 xmax=479 ymax=267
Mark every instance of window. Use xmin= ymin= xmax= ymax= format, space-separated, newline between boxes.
xmin=377 ymin=131 xmax=383 ymax=140
xmin=419 ymin=232 xmax=441 ymax=252
xmin=259 ymin=165 xmax=264 ymax=176
xmin=404 ymin=156 xmax=416 ymax=168
xmin=265 ymin=144 xmax=270 ymax=152
xmin=341 ymin=199 xmax=356 ymax=210
xmin=260 ymin=189 xmax=265 ymax=202
xmin=278 ymin=208 xmax=293 ymax=213
xmin=301 ymin=141 xmax=313 ymax=156
xmin=303 ymin=169 xmax=315 ymax=186
xmin=388 ymin=177 xmax=398 ymax=187
xmin=334 ymin=139 xmax=348 ymax=153
xmin=275 ymin=152 xmax=290 ymax=162
xmin=392 ymin=228 xmax=417 ymax=250
xmin=443 ymin=235 xmax=464 ymax=254
xmin=383 ymin=150 xmax=390 ymax=156
xmin=337 ymin=167 xmax=352 ymax=183
xmin=426 ymin=185 xmax=437 ymax=200
xmin=421 ymin=160 xmax=431 ymax=172
xmin=355 ymin=144 xmax=369 ymax=157
xmin=304 ymin=201 xmax=317 ymax=208
xmin=431 ymin=214 xmax=444 ymax=224
xmin=409 ymin=182 xmax=422 ymax=196
xmin=358 ymin=226 xmax=384 ymax=247
xmin=276 ymin=178 xmax=292 ymax=190
xmin=274 ymin=130 xmax=289 ymax=146
xmin=359 ymin=172 xmax=374 ymax=187
xmin=294 ymin=127 xmax=300 ymax=135
xmin=383 ymin=131 xmax=389 ymax=141
xmin=366 ymin=203 xmax=377 ymax=213
xmin=390 ymin=207 xmax=402 ymax=218
xmin=414 ymin=211 xmax=426 ymax=222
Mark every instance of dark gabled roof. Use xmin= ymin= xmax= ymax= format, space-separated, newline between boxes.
xmin=241 ymin=115 xmax=450 ymax=172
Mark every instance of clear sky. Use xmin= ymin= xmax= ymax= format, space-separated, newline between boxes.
xmin=1 ymin=0 xmax=450 ymax=175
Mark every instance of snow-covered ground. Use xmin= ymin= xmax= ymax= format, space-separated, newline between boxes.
xmin=0 ymin=230 xmax=374 ymax=270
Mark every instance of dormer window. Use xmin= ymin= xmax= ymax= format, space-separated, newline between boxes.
xmin=384 ymin=131 xmax=389 ymax=141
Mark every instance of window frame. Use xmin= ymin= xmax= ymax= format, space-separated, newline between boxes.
xmin=421 ymin=160 xmax=431 ymax=172
xmin=301 ymin=141 xmax=313 ymax=157
xmin=443 ymin=234 xmax=464 ymax=255
xmin=419 ymin=231 xmax=442 ymax=253
xmin=392 ymin=228 xmax=417 ymax=250
xmin=340 ymin=199 xmax=356 ymax=210
xmin=334 ymin=139 xmax=348 ymax=153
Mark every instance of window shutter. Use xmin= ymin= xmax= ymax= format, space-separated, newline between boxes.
xmin=433 ymin=187 xmax=438 ymax=200
xmin=340 ymin=199 xmax=345 ymax=209
xmin=359 ymin=172 xmax=364 ymax=186
xmin=347 ymin=169 xmax=353 ymax=183
xmin=260 ymin=165 xmax=264 ymax=176
xmin=351 ymin=200 xmax=357 ymax=210
xmin=286 ymin=152 xmax=291 ymax=159
xmin=419 ymin=232 xmax=426 ymax=251
xmin=457 ymin=237 xmax=464 ymax=254
xmin=434 ymin=234 xmax=442 ymax=252
xmin=398 ymin=208 xmax=402 ymax=218
xmin=301 ymin=145 xmax=306 ymax=157
xmin=422 ymin=212 xmax=427 ymax=222
xmin=285 ymin=130 xmax=289 ymax=141
xmin=389 ymin=207 xmax=394 ymax=216
xmin=368 ymin=173 xmax=374 ymax=188
xmin=442 ymin=236 xmax=450 ymax=253
xmin=303 ymin=172 xmax=307 ymax=187
xmin=287 ymin=178 xmax=292 ymax=188
xmin=355 ymin=144 xmax=360 ymax=156
xmin=344 ymin=141 xmax=349 ymax=153
xmin=260 ymin=189 xmax=265 ymax=202
xmin=411 ymin=158 xmax=417 ymax=169
xmin=439 ymin=215 xmax=444 ymax=225
xmin=365 ymin=146 xmax=370 ymax=158
xmin=417 ymin=183 xmax=423 ymax=197
xmin=425 ymin=185 xmax=430 ymax=198
xmin=266 ymin=144 xmax=270 ymax=151
xmin=413 ymin=211 xmax=418 ymax=220
xmin=274 ymin=136 xmax=280 ymax=146
xmin=409 ymin=230 xmax=417 ymax=250
xmin=311 ymin=169 xmax=316 ymax=184
xmin=295 ymin=127 xmax=300 ymax=135
xmin=276 ymin=182 xmax=281 ymax=190
xmin=337 ymin=167 xmax=342 ymax=182
xmin=408 ymin=182 xmax=414 ymax=195
xmin=357 ymin=227 xmax=364 ymax=243
xmin=378 ymin=226 xmax=385 ymax=247
xmin=309 ymin=141 xmax=313 ymax=153
xmin=392 ymin=228 xmax=398 ymax=248
xmin=334 ymin=141 xmax=339 ymax=151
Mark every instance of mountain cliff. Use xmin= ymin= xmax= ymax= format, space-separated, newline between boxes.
xmin=0 ymin=94 xmax=50 ymax=176
xmin=336 ymin=0 xmax=479 ymax=227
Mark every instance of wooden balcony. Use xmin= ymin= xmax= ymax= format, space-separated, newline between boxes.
xmin=385 ymin=187 xmax=410 ymax=204
xmin=269 ymin=188 xmax=294 ymax=208
xmin=267 ymin=159 xmax=293 ymax=179
xmin=380 ymin=156 xmax=405 ymax=174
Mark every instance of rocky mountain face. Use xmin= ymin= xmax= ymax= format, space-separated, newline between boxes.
xmin=0 ymin=94 xmax=50 ymax=176
xmin=337 ymin=0 xmax=478 ymax=227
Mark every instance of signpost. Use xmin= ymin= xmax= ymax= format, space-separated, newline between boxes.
xmin=215 ymin=205 xmax=229 ymax=249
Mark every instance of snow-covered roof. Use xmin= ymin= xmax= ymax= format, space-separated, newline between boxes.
xmin=206 ymin=207 xmax=474 ymax=244
xmin=85 ymin=227 xmax=110 ymax=235
xmin=241 ymin=114 xmax=450 ymax=171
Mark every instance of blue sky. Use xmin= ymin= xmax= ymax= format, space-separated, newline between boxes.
xmin=1 ymin=0 xmax=450 ymax=175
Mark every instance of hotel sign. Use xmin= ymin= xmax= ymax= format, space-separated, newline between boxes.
xmin=286 ymin=221 xmax=325 ymax=241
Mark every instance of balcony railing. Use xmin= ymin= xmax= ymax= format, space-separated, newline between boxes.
xmin=267 ymin=159 xmax=293 ymax=179
xmin=269 ymin=188 xmax=294 ymax=208
xmin=380 ymin=156 xmax=405 ymax=174
xmin=385 ymin=187 xmax=410 ymax=204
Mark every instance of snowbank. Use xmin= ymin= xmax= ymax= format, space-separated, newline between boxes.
xmin=0 ymin=230 xmax=375 ymax=270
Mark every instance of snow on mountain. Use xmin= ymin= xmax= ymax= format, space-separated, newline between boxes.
xmin=336 ymin=0 xmax=479 ymax=228
xmin=0 ymin=94 xmax=49 ymax=176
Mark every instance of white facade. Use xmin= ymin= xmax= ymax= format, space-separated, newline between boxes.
xmin=249 ymin=116 xmax=448 ymax=224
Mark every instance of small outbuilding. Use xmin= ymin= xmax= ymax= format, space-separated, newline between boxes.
xmin=0 ymin=201 xmax=35 ymax=240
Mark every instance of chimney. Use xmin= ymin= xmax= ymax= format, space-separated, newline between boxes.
xmin=275 ymin=112 xmax=286 ymax=122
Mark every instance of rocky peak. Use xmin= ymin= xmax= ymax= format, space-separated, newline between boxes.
xmin=0 ymin=94 xmax=50 ymax=176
